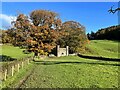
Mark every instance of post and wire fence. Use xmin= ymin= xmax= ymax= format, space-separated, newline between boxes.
xmin=0 ymin=56 xmax=33 ymax=81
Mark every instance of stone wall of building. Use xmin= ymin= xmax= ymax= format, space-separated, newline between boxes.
xmin=57 ymin=45 xmax=69 ymax=57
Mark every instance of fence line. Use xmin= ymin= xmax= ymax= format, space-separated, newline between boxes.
xmin=1 ymin=57 xmax=32 ymax=81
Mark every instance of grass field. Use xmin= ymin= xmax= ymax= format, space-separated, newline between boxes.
xmin=20 ymin=56 xmax=119 ymax=88
xmin=84 ymin=40 xmax=119 ymax=58
xmin=1 ymin=40 xmax=120 ymax=88
xmin=1 ymin=44 xmax=33 ymax=60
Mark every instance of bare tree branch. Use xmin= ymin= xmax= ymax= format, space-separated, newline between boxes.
xmin=108 ymin=6 xmax=120 ymax=14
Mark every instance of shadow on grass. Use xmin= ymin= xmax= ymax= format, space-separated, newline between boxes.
xmin=0 ymin=55 xmax=17 ymax=62
xmin=78 ymin=54 xmax=120 ymax=62
xmin=33 ymin=60 xmax=120 ymax=66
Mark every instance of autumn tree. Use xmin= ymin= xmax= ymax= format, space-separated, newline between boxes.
xmin=12 ymin=10 xmax=62 ymax=57
xmin=11 ymin=14 xmax=32 ymax=47
xmin=57 ymin=21 xmax=88 ymax=53
xmin=28 ymin=10 xmax=61 ymax=56
xmin=30 ymin=10 xmax=62 ymax=29
xmin=4 ymin=9 xmax=88 ymax=56
xmin=1 ymin=30 xmax=14 ymax=44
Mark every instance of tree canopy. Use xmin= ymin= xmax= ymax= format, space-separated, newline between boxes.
xmin=87 ymin=25 xmax=120 ymax=40
xmin=57 ymin=21 xmax=88 ymax=53
xmin=2 ymin=9 xmax=88 ymax=56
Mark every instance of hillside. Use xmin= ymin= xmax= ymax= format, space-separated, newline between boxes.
xmin=84 ymin=40 xmax=119 ymax=59
xmin=87 ymin=25 xmax=120 ymax=40
xmin=1 ymin=44 xmax=33 ymax=61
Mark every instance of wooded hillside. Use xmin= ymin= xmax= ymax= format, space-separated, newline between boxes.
xmin=87 ymin=25 xmax=120 ymax=40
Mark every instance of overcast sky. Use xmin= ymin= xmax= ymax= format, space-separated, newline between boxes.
xmin=0 ymin=2 xmax=119 ymax=33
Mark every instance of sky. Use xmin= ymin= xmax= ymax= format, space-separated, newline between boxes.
xmin=0 ymin=2 xmax=119 ymax=33
xmin=1 ymin=0 xmax=119 ymax=2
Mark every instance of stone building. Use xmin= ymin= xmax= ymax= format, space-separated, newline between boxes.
xmin=57 ymin=45 xmax=69 ymax=57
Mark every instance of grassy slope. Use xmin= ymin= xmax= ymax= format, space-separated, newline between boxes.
xmin=1 ymin=44 xmax=33 ymax=59
xmin=0 ymin=45 xmax=34 ymax=88
xmin=20 ymin=40 xmax=120 ymax=88
xmin=1 ymin=40 xmax=120 ymax=88
xmin=20 ymin=56 xmax=119 ymax=88
xmin=84 ymin=40 xmax=119 ymax=58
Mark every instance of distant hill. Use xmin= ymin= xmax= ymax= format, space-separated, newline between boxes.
xmin=87 ymin=25 xmax=120 ymax=40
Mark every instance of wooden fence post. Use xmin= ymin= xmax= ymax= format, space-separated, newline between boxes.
xmin=17 ymin=64 xmax=20 ymax=72
xmin=12 ymin=66 xmax=14 ymax=76
xmin=28 ymin=59 xmax=29 ymax=64
xmin=4 ymin=69 xmax=7 ymax=81
xmin=22 ymin=62 xmax=24 ymax=69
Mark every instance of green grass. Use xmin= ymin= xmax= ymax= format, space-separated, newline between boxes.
xmin=84 ymin=40 xmax=119 ymax=58
xmin=20 ymin=56 xmax=119 ymax=88
xmin=1 ymin=44 xmax=33 ymax=59
xmin=0 ymin=44 xmax=34 ymax=88
xmin=1 ymin=40 xmax=120 ymax=88
xmin=1 ymin=63 xmax=34 ymax=88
